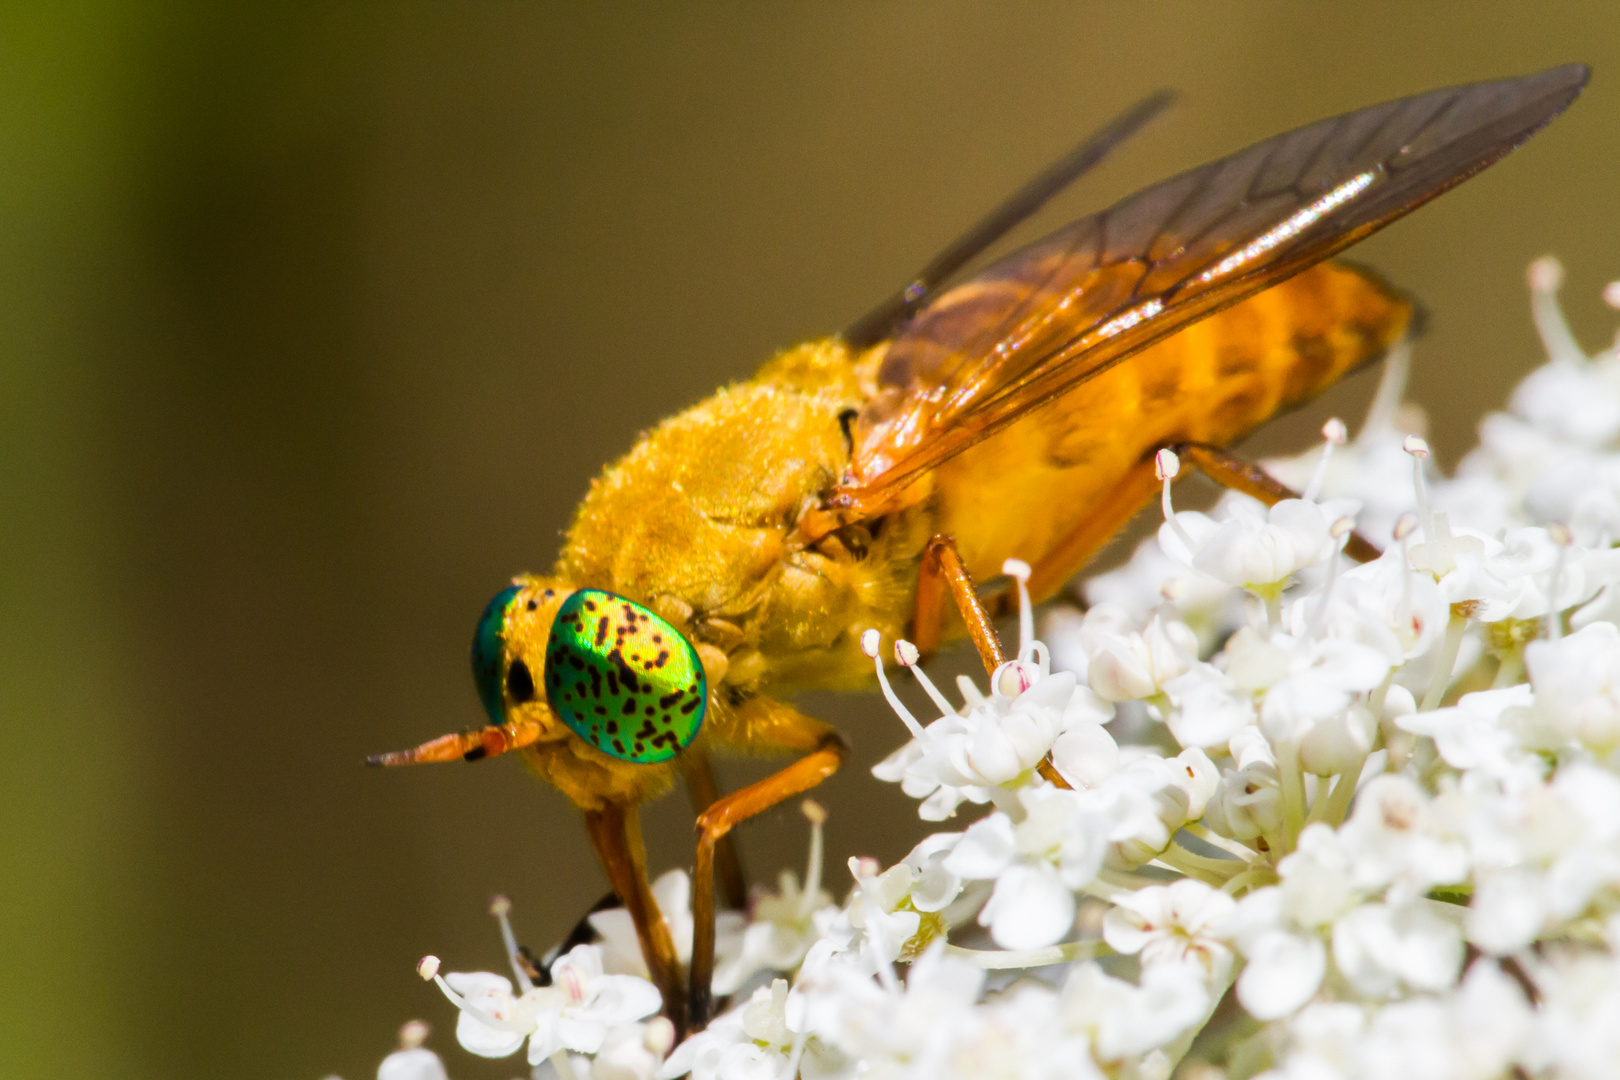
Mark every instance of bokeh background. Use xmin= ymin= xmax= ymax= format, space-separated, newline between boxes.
xmin=4 ymin=4 xmax=1619 ymax=1078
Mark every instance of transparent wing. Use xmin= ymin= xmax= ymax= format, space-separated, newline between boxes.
xmin=834 ymin=64 xmax=1587 ymax=522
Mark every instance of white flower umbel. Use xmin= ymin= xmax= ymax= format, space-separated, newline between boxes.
xmin=419 ymin=942 xmax=662 ymax=1071
xmin=389 ymin=259 xmax=1620 ymax=1080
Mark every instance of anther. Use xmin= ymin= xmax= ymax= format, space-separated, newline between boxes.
xmin=1604 ymin=281 xmax=1620 ymax=310
xmin=417 ymin=955 xmax=441 ymax=980
xmin=398 ymin=1020 xmax=430 ymax=1050
xmin=859 ymin=628 xmax=882 ymax=659
xmin=894 ymin=640 xmax=921 ymax=667
xmin=1528 ymin=255 xmax=1564 ymax=293
xmin=1155 ymin=447 xmax=1180 ymax=481
xmin=801 ymin=799 xmax=827 ymax=825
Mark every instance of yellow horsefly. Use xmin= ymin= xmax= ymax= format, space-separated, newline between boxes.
xmin=371 ymin=65 xmax=1588 ymax=1034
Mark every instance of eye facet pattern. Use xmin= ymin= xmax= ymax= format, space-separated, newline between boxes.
xmin=471 ymin=583 xmax=522 ymax=725
xmin=543 ymin=589 xmax=706 ymax=764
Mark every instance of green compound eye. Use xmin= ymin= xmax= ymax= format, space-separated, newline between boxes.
xmin=543 ymin=589 xmax=706 ymax=763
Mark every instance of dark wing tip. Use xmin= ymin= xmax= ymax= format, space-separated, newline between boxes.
xmin=1518 ymin=61 xmax=1590 ymax=116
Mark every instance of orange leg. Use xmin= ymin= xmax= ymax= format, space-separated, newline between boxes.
xmin=688 ymin=705 xmax=848 ymax=1030
xmin=679 ymin=748 xmax=748 ymax=911
xmin=583 ymin=802 xmax=687 ymax=1034
xmin=1021 ymin=458 xmax=1164 ymax=605
xmin=1174 ymin=442 xmax=1381 ymax=563
xmin=913 ymin=534 xmax=1007 ymax=673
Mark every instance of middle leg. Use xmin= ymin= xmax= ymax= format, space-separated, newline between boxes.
xmin=688 ymin=699 xmax=847 ymax=1030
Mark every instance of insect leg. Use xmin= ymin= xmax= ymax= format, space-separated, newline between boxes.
xmin=689 ymin=702 xmax=847 ymax=1030
xmin=583 ymin=802 xmax=688 ymax=1033
xmin=678 ymin=747 xmax=748 ymax=910
xmin=912 ymin=534 xmax=1007 ymax=672
xmin=1172 ymin=442 xmax=1381 ymax=563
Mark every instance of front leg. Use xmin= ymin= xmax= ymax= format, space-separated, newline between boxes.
xmin=583 ymin=802 xmax=687 ymax=1034
xmin=688 ymin=698 xmax=848 ymax=1030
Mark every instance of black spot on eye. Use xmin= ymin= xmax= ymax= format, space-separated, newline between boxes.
xmin=527 ymin=599 xmax=538 ymax=611
xmin=506 ymin=659 xmax=536 ymax=704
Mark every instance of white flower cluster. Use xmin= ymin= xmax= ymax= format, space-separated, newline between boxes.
xmin=359 ymin=260 xmax=1620 ymax=1080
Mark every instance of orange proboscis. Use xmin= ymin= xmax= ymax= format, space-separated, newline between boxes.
xmin=366 ymin=717 xmax=543 ymax=767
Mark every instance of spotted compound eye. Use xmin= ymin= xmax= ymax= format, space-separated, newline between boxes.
xmin=543 ymin=589 xmax=706 ymax=763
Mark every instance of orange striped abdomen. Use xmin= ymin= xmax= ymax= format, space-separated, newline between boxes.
xmin=932 ymin=261 xmax=1411 ymax=592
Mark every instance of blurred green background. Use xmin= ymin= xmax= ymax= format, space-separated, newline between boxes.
xmin=3 ymin=4 xmax=1618 ymax=1078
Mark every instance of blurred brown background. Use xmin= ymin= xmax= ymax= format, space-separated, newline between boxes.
xmin=3 ymin=4 xmax=1618 ymax=1078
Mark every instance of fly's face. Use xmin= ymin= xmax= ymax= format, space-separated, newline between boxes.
xmin=471 ymin=576 xmax=707 ymax=763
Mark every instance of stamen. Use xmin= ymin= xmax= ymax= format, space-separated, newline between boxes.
xmin=799 ymin=800 xmax=826 ymax=917
xmin=1303 ymin=418 xmax=1348 ymax=502
xmin=862 ymin=629 xmax=931 ymax=744
xmin=1310 ymin=516 xmax=1356 ymax=638
xmin=1404 ymin=436 xmax=1434 ymax=537
xmin=1157 ymin=448 xmax=1196 ymax=551
xmin=956 ymin=674 xmax=987 ymax=708
xmin=1527 ymin=256 xmax=1587 ymax=365
xmin=1002 ymin=558 xmax=1035 ymax=662
xmin=1546 ymin=522 xmax=1572 ymax=641
xmin=1394 ymin=511 xmax=1418 ymax=620
xmin=1361 ymin=339 xmax=1412 ymax=437
xmin=489 ymin=894 xmax=534 ymax=992
xmin=1421 ymin=611 xmax=1469 ymax=712
xmin=895 ymin=639 xmax=959 ymax=717
xmin=847 ymin=857 xmax=901 ymax=992
xmin=418 ymin=955 xmax=532 ymax=1034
